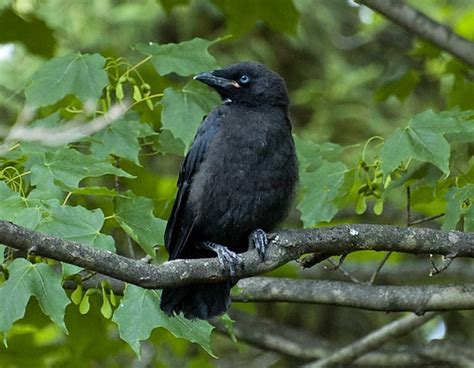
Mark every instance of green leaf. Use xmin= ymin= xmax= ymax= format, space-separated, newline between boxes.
xmin=29 ymin=147 xmax=134 ymax=191
xmin=0 ymin=258 xmax=70 ymax=334
xmin=0 ymin=182 xmax=42 ymax=229
xmin=212 ymin=0 xmax=299 ymax=36
xmin=161 ymin=83 xmax=220 ymax=151
xmin=114 ymin=192 xmax=167 ymax=256
xmin=54 ymin=180 xmax=123 ymax=197
xmin=136 ymin=38 xmax=218 ymax=77
xmin=156 ymin=129 xmax=186 ymax=156
xmin=113 ymin=284 xmax=214 ymax=357
xmin=89 ymin=117 xmax=156 ymax=165
xmin=294 ymin=135 xmax=343 ymax=172
xmin=298 ymin=162 xmax=348 ymax=226
xmin=442 ymin=185 xmax=474 ymax=232
xmin=36 ymin=201 xmax=115 ymax=276
xmin=36 ymin=201 xmax=115 ymax=252
xmin=445 ymin=112 xmax=474 ymax=143
xmin=381 ymin=110 xmax=461 ymax=176
xmin=25 ymin=52 xmax=108 ymax=106
xmin=0 ymin=9 xmax=56 ymax=58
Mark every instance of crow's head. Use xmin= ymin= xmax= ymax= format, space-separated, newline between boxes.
xmin=194 ymin=61 xmax=289 ymax=107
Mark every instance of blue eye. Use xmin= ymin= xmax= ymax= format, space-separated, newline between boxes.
xmin=239 ymin=75 xmax=250 ymax=84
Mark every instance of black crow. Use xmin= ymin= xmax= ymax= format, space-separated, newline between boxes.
xmin=160 ymin=61 xmax=298 ymax=319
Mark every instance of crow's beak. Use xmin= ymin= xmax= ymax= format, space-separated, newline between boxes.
xmin=193 ymin=72 xmax=240 ymax=89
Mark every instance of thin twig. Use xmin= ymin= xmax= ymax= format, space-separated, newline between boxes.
xmin=213 ymin=310 xmax=450 ymax=366
xmin=409 ymin=213 xmax=445 ymax=226
xmin=368 ymin=251 xmax=392 ymax=285
xmin=302 ymin=312 xmax=437 ymax=367
xmin=429 ymin=253 xmax=457 ymax=277
xmin=407 ymin=186 xmax=411 ymax=226
xmin=366 ymin=185 xmax=412 ymax=285
xmin=325 ymin=257 xmax=364 ymax=285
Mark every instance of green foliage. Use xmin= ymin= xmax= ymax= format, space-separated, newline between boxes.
xmin=380 ymin=110 xmax=467 ymax=176
xmin=161 ymin=83 xmax=220 ymax=150
xmin=211 ymin=0 xmax=299 ymax=36
xmin=443 ymin=185 xmax=474 ymax=231
xmin=137 ymin=37 xmax=219 ymax=76
xmin=114 ymin=192 xmax=167 ymax=256
xmin=0 ymin=0 xmax=473 ymax=364
xmin=25 ymin=52 xmax=108 ymax=106
xmin=0 ymin=259 xmax=70 ymax=336
xmin=89 ymin=116 xmax=156 ymax=165
xmin=28 ymin=147 xmax=134 ymax=191
xmin=0 ymin=9 xmax=56 ymax=58
xmin=112 ymin=284 xmax=214 ymax=357
xmin=36 ymin=201 xmax=114 ymax=252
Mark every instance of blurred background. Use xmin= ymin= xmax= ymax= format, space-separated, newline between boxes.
xmin=1 ymin=0 xmax=474 ymax=366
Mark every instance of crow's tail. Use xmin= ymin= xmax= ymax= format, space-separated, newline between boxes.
xmin=160 ymin=282 xmax=231 ymax=320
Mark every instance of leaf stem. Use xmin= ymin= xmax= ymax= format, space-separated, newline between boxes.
xmin=125 ymin=55 xmax=152 ymax=75
xmin=62 ymin=192 xmax=73 ymax=206
xmin=362 ymin=136 xmax=384 ymax=161
xmin=125 ymin=93 xmax=164 ymax=112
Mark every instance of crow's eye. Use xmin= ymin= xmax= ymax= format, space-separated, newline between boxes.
xmin=239 ymin=75 xmax=250 ymax=85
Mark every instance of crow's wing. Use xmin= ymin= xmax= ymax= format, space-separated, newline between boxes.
xmin=164 ymin=110 xmax=222 ymax=260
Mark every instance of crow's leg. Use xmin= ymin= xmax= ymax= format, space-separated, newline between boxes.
xmin=249 ymin=228 xmax=268 ymax=261
xmin=200 ymin=241 xmax=244 ymax=278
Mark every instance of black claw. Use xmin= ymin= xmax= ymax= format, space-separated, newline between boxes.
xmin=201 ymin=241 xmax=244 ymax=278
xmin=250 ymin=229 xmax=268 ymax=261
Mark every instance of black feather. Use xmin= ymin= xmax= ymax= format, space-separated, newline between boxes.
xmin=160 ymin=61 xmax=298 ymax=319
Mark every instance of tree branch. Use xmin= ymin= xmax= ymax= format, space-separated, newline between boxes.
xmin=233 ymin=278 xmax=474 ymax=313
xmin=303 ymin=312 xmax=436 ymax=367
xmin=68 ymin=274 xmax=474 ymax=313
xmin=1 ymin=221 xmax=473 ymax=289
xmin=356 ymin=0 xmax=474 ymax=67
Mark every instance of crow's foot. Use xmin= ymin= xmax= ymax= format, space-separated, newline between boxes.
xmin=249 ymin=228 xmax=268 ymax=261
xmin=201 ymin=241 xmax=244 ymax=278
